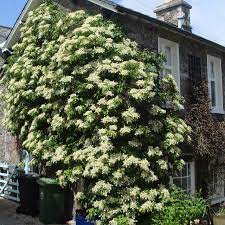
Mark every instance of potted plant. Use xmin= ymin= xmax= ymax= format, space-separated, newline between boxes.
xmin=213 ymin=206 xmax=225 ymax=225
xmin=190 ymin=219 xmax=208 ymax=225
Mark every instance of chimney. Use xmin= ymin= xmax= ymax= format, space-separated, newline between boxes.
xmin=154 ymin=0 xmax=192 ymax=32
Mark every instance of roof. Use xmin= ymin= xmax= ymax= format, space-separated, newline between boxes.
xmin=0 ymin=26 xmax=11 ymax=45
xmin=3 ymin=0 xmax=225 ymax=53
xmin=0 ymin=25 xmax=11 ymax=30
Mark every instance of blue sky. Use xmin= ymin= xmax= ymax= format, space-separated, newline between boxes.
xmin=0 ymin=0 xmax=224 ymax=46
xmin=0 ymin=0 xmax=27 ymax=28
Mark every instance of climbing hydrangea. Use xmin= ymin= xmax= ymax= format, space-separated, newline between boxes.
xmin=1 ymin=1 xmax=191 ymax=224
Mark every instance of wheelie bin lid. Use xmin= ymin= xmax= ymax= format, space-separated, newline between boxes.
xmin=37 ymin=178 xmax=59 ymax=186
xmin=17 ymin=173 xmax=39 ymax=180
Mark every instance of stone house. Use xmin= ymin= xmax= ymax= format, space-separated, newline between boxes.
xmin=2 ymin=0 xmax=225 ymax=204
xmin=0 ymin=26 xmax=11 ymax=67
xmin=0 ymin=26 xmax=10 ymax=44
xmin=0 ymin=26 xmax=19 ymax=164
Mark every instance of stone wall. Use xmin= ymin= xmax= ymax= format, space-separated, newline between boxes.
xmin=0 ymin=26 xmax=19 ymax=164
xmin=0 ymin=90 xmax=19 ymax=164
xmin=0 ymin=26 xmax=10 ymax=44
xmin=156 ymin=7 xmax=180 ymax=26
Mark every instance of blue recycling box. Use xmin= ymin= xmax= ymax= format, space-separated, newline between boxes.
xmin=75 ymin=215 xmax=94 ymax=225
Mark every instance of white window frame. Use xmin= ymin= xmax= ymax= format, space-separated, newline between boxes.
xmin=170 ymin=161 xmax=195 ymax=195
xmin=158 ymin=37 xmax=180 ymax=90
xmin=207 ymin=55 xmax=224 ymax=114
xmin=209 ymin=168 xmax=225 ymax=205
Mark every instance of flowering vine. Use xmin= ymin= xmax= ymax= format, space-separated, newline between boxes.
xmin=1 ymin=1 xmax=190 ymax=224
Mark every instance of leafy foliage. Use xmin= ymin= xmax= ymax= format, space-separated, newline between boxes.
xmin=150 ymin=187 xmax=207 ymax=225
xmin=216 ymin=204 xmax=225 ymax=216
xmin=1 ymin=1 xmax=190 ymax=224
xmin=185 ymin=82 xmax=225 ymax=157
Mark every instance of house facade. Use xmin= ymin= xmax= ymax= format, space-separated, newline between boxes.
xmin=0 ymin=26 xmax=19 ymax=164
xmin=2 ymin=0 xmax=225 ymax=204
xmin=0 ymin=26 xmax=11 ymax=66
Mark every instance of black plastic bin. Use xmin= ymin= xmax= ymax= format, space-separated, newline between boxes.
xmin=16 ymin=173 xmax=39 ymax=216
xmin=37 ymin=178 xmax=65 ymax=224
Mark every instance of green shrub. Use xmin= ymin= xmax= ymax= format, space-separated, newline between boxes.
xmin=215 ymin=205 xmax=225 ymax=216
xmin=2 ymin=1 xmax=191 ymax=224
xmin=150 ymin=187 xmax=207 ymax=225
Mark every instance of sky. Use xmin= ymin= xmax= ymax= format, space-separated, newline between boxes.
xmin=0 ymin=0 xmax=224 ymax=46
xmin=0 ymin=0 xmax=27 ymax=28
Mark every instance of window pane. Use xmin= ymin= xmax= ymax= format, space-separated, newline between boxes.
xmin=210 ymin=62 xmax=215 ymax=79
xmin=188 ymin=55 xmax=201 ymax=81
xmin=182 ymin=177 xmax=187 ymax=189
xmin=187 ymin=189 xmax=192 ymax=195
xmin=187 ymin=163 xmax=191 ymax=176
xmin=165 ymin=46 xmax=172 ymax=66
xmin=188 ymin=176 xmax=191 ymax=189
xmin=211 ymin=81 xmax=216 ymax=107
xmin=165 ymin=68 xmax=172 ymax=75
xmin=172 ymin=162 xmax=193 ymax=194
xmin=173 ymin=178 xmax=181 ymax=187
xmin=181 ymin=164 xmax=187 ymax=177
xmin=174 ymin=169 xmax=182 ymax=177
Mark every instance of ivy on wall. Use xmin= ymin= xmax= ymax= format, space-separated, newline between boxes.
xmin=1 ymin=1 xmax=190 ymax=224
xmin=186 ymin=81 xmax=225 ymax=157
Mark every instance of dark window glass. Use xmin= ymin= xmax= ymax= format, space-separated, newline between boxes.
xmin=173 ymin=178 xmax=181 ymax=187
xmin=182 ymin=177 xmax=187 ymax=189
xmin=188 ymin=55 xmax=201 ymax=81
xmin=211 ymin=81 xmax=216 ymax=107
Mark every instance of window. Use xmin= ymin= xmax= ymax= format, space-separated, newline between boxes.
xmin=164 ymin=46 xmax=172 ymax=74
xmin=188 ymin=55 xmax=201 ymax=81
xmin=209 ymin=167 xmax=225 ymax=204
xmin=171 ymin=161 xmax=195 ymax=195
xmin=207 ymin=55 xmax=224 ymax=114
xmin=158 ymin=37 xmax=180 ymax=89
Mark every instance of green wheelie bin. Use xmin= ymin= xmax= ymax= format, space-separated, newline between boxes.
xmin=37 ymin=178 xmax=65 ymax=224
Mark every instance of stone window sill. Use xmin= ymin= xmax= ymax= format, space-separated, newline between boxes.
xmin=211 ymin=108 xmax=225 ymax=115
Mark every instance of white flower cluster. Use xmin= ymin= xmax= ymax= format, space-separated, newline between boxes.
xmin=122 ymin=107 xmax=140 ymax=124
xmin=51 ymin=114 xmax=64 ymax=131
xmin=1 ymin=2 xmax=191 ymax=224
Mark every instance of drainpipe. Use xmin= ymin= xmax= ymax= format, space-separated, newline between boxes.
xmin=21 ymin=149 xmax=31 ymax=174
